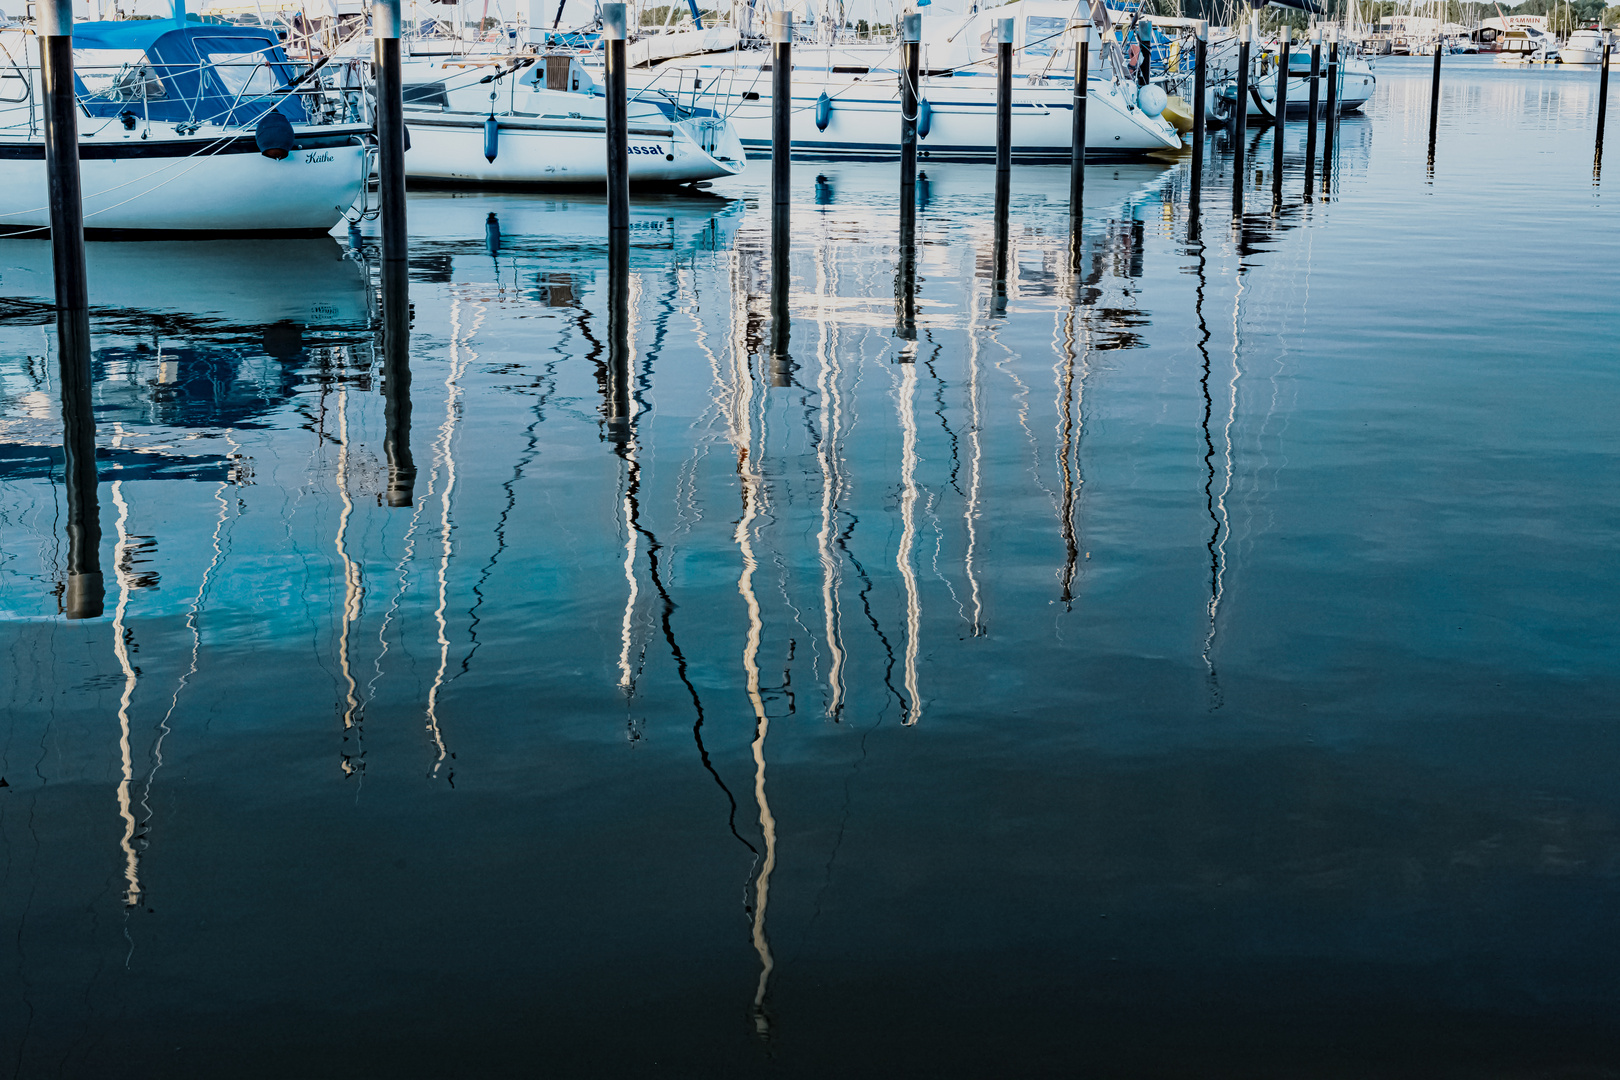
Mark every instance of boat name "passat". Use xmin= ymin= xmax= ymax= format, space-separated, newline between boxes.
xmin=628 ymin=145 xmax=668 ymax=155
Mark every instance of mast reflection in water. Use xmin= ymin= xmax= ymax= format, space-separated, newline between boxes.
xmin=3 ymin=90 xmax=1619 ymax=1076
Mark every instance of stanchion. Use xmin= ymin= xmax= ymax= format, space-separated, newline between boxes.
xmin=1188 ymin=20 xmax=1207 ymax=240
xmin=771 ymin=11 xmax=791 ymax=209
xmin=374 ymin=0 xmax=407 ymax=269
xmin=39 ymin=0 xmax=101 ymax=618
xmin=1071 ymin=20 xmax=1089 ymax=223
xmin=604 ymin=2 xmax=630 ymax=233
xmin=900 ymin=12 xmax=921 ymax=213
xmin=1427 ymin=35 xmax=1442 ymax=171
xmin=1272 ymin=24 xmax=1290 ymax=205
xmin=1233 ymin=22 xmax=1251 ymax=219
xmin=1304 ymin=27 xmax=1321 ymax=196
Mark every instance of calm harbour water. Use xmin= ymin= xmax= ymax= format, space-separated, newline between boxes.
xmin=2 ymin=58 xmax=1617 ymax=1076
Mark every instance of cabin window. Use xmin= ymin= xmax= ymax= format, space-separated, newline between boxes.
xmin=1024 ymin=17 xmax=1066 ymax=57
xmin=403 ymin=81 xmax=450 ymax=107
xmin=73 ymin=48 xmax=150 ymax=98
xmin=195 ymin=37 xmax=283 ymax=100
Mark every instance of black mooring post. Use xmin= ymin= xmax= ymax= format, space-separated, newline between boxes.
xmin=1427 ymin=38 xmax=1442 ymax=169
xmin=1189 ymin=20 xmax=1207 ymax=239
xmin=1233 ymin=23 xmax=1251 ymax=219
xmin=1597 ymin=41 xmax=1611 ymax=176
xmin=899 ymin=12 xmax=921 ymax=214
xmin=381 ymin=258 xmax=416 ymax=507
xmin=1272 ymin=25 xmax=1290 ymax=204
xmin=770 ymin=204 xmax=793 ymax=384
xmin=604 ymin=1 xmax=630 ymax=233
xmin=1323 ymin=32 xmax=1339 ymax=187
xmin=771 ymin=11 xmax=791 ymax=209
xmin=1071 ymin=24 xmax=1089 ymax=223
xmin=40 ymin=0 xmax=101 ymax=619
xmin=374 ymin=0 xmax=408 ymax=269
xmin=1304 ymin=27 xmax=1321 ymax=196
xmin=995 ymin=17 xmax=1013 ymax=180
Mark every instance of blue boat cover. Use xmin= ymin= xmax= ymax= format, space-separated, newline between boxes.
xmin=73 ymin=23 xmax=306 ymax=125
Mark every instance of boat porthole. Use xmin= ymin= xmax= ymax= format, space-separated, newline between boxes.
xmin=1115 ymin=135 xmax=1121 ymax=140
xmin=666 ymin=153 xmax=674 ymax=161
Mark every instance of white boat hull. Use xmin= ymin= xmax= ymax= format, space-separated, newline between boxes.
xmin=1561 ymin=46 xmax=1607 ymax=64
xmin=0 ymin=124 xmax=370 ymax=236
xmin=402 ymin=111 xmax=745 ymax=185
xmin=734 ymin=77 xmax=1178 ymax=159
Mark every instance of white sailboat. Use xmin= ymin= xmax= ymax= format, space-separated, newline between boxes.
xmin=0 ymin=19 xmax=370 ymax=236
xmin=605 ymin=0 xmax=1182 ymax=160
xmin=399 ymin=53 xmax=745 ymax=185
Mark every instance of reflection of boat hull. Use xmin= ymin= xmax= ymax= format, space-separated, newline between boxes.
xmin=0 ymin=238 xmax=370 ymax=326
xmin=402 ymin=110 xmax=745 ymax=186
xmin=0 ymin=125 xmax=370 ymax=237
xmin=365 ymin=189 xmax=746 ymax=254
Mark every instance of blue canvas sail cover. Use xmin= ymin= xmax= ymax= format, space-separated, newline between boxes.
xmin=73 ymin=23 xmax=307 ymax=126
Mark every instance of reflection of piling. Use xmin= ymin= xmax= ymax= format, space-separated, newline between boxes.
xmin=896 ymin=194 xmax=917 ymax=343
xmin=381 ymin=258 xmax=416 ymax=507
xmin=991 ymin=174 xmax=1010 ymax=318
xmin=1071 ymin=24 xmax=1089 ymax=223
xmin=59 ymin=302 xmax=102 ymax=620
xmin=1232 ymin=24 xmax=1250 ymax=219
xmin=40 ymin=0 xmax=100 ymax=618
xmin=1304 ymin=28 xmax=1321 ymax=196
xmin=374 ymin=0 xmax=408 ymax=267
xmin=1323 ymin=33 xmax=1339 ymax=188
xmin=1597 ymin=42 xmax=1611 ymax=177
xmin=605 ymin=230 xmax=631 ymax=443
xmin=1272 ymin=25 xmax=1290 ymax=205
xmin=995 ymin=18 xmax=1013 ymax=183
xmin=1188 ymin=21 xmax=1206 ymax=239
xmin=771 ymin=12 xmax=791 ymax=209
xmin=1427 ymin=39 xmax=1442 ymax=170
xmin=899 ymin=13 xmax=921 ymax=209
xmin=769 ymin=205 xmax=793 ymax=384
xmin=604 ymin=3 xmax=630 ymax=232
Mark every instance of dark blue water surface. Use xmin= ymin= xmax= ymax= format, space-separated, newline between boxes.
xmin=1 ymin=58 xmax=1617 ymax=1077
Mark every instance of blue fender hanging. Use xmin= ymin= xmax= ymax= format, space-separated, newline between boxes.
xmin=255 ymin=109 xmax=296 ymax=159
xmin=483 ymin=116 xmax=499 ymax=163
xmin=815 ymin=91 xmax=831 ymax=132
xmin=917 ymin=98 xmax=932 ymax=140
